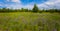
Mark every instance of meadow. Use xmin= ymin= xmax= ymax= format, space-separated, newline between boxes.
xmin=0 ymin=12 xmax=60 ymax=31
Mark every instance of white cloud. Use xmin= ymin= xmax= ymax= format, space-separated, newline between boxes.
xmin=5 ymin=0 xmax=22 ymax=9
xmin=5 ymin=4 xmax=33 ymax=9
xmin=5 ymin=4 xmax=22 ymax=9
xmin=7 ymin=0 xmax=21 ymax=3
xmin=11 ymin=0 xmax=21 ymax=3
xmin=2 ymin=0 xmax=60 ymax=9
xmin=0 ymin=2 xmax=3 ymax=6
xmin=37 ymin=0 xmax=60 ymax=9
xmin=5 ymin=2 xmax=34 ymax=9
xmin=24 ymin=4 xmax=33 ymax=9
xmin=0 ymin=4 xmax=2 ymax=6
xmin=23 ymin=2 xmax=34 ymax=9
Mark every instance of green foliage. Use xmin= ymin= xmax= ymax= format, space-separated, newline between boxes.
xmin=0 ymin=12 xmax=60 ymax=31
xmin=0 ymin=3 xmax=60 ymax=31
xmin=45 ymin=9 xmax=60 ymax=13
xmin=32 ymin=4 xmax=39 ymax=12
xmin=0 ymin=4 xmax=60 ymax=13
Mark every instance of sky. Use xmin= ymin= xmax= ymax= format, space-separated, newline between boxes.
xmin=0 ymin=0 xmax=60 ymax=9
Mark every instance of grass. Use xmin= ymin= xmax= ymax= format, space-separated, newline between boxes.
xmin=0 ymin=12 xmax=60 ymax=31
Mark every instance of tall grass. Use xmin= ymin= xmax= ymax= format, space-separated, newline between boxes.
xmin=0 ymin=12 xmax=60 ymax=31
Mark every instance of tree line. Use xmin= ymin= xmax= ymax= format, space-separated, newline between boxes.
xmin=0 ymin=4 xmax=60 ymax=13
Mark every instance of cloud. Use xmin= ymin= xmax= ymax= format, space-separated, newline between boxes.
xmin=5 ymin=4 xmax=22 ymax=9
xmin=0 ymin=2 xmax=3 ymax=6
xmin=6 ymin=0 xmax=60 ymax=9
xmin=4 ymin=0 xmax=22 ymax=9
xmin=1 ymin=0 xmax=60 ymax=9
xmin=7 ymin=0 xmax=21 ymax=3
xmin=11 ymin=0 xmax=21 ymax=3
xmin=38 ymin=0 xmax=60 ymax=9
xmin=5 ymin=3 xmax=34 ymax=9
xmin=0 ymin=4 xmax=2 ymax=6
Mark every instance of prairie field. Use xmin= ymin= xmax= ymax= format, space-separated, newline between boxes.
xmin=0 ymin=12 xmax=60 ymax=31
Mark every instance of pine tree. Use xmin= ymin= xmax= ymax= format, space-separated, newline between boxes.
xmin=32 ymin=4 xmax=39 ymax=12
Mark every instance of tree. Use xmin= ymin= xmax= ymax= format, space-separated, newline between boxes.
xmin=21 ymin=8 xmax=24 ymax=12
xmin=32 ymin=4 xmax=39 ymax=12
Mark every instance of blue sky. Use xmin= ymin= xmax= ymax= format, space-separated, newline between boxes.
xmin=0 ymin=0 xmax=60 ymax=9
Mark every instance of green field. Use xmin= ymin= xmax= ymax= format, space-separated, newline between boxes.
xmin=0 ymin=12 xmax=60 ymax=31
